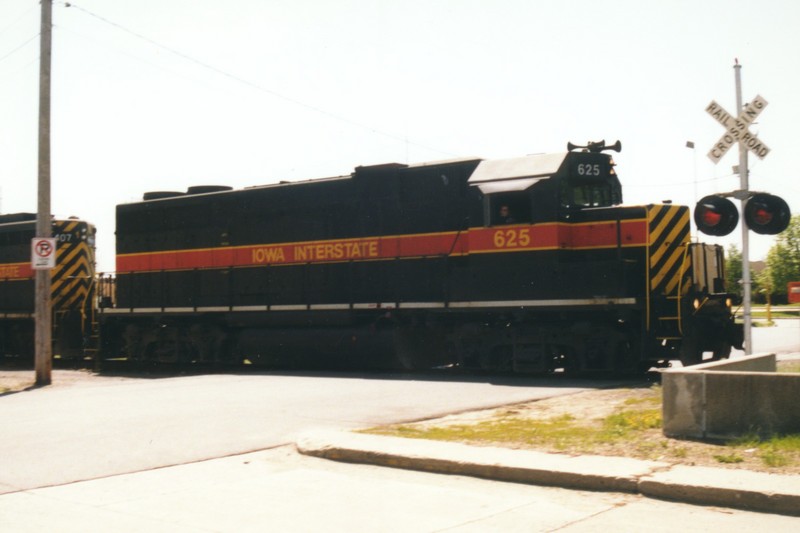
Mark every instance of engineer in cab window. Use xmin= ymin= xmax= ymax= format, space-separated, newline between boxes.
xmin=498 ymin=205 xmax=515 ymax=224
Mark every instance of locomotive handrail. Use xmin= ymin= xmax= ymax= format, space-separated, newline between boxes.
xmin=676 ymin=243 xmax=691 ymax=335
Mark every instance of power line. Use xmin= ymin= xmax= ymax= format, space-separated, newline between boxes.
xmin=0 ymin=2 xmax=38 ymax=37
xmin=626 ymin=173 xmax=737 ymax=189
xmin=55 ymin=24 xmax=226 ymax=92
xmin=0 ymin=32 xmax=39 ymax=64
xmin=61 ymin=2 xmax=454 ymax=158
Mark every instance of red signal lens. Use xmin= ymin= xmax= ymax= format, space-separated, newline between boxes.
xmin=694 ymin=196 xmax=739 ymax=236
xmin=701 ymin=208 xmax=722 ymax=227
xmin=744 ymin=194 xmax=791 ymax=235
xmin=752 ymin=208 xmax=773 ymax=226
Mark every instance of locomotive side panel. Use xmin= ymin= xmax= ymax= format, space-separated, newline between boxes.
xmin=114 ymin=158 xmax=482 ymax=311
xmin=106 ymin=159 xmax=483 ymax=365
xmin=0 ymin=217 xmax=35 ymax=315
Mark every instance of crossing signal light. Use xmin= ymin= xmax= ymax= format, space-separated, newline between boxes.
xmin=694 ymin=195 xmax=739 ymax=236
xmin=694 ymin=193 xmax=791 ymax=236
xmin=744 ymin=193 xmax=791 ymax=235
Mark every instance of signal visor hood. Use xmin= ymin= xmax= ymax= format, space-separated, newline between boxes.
xmin=468 ymin=153 xmax=568 ymax=194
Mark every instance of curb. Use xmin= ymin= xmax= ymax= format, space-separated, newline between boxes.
xmin=639 ymin=465 xmax=800 ymax=517
xmin=297 ymin=431 xmax=800 ymax=517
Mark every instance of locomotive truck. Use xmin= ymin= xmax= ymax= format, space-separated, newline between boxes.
xmin=0 ymin=214 xmax=97 ymax=363
xmin=96 ymin=141 xmax=743 ymax=372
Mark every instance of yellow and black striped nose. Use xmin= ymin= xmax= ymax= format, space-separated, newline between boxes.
xmin=51 ymin=220 xmax=95 ymax=311
xmin=648 ymin=205 xmax=690 ymax=296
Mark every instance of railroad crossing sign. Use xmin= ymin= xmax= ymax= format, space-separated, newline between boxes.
xmin=31 ymin=237 xmax=56 ymax=270
xmin=706 ymin=94 xmax=770 ymax=163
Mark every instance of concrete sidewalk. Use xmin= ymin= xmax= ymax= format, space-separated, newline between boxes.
xmin=297 ymin=430 xmax=800 ymax=517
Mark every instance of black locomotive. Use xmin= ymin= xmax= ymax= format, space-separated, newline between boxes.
xmin=96 ymin=141 xmax=742 ymax=372
xmin=0 ymin=214 xmax=97 ymax=362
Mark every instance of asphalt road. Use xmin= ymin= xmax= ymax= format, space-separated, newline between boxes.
xmin=751 ymin=318 xmax=800 ymax=353
xmin=3 ymin=369 xmax=798 ymax=530
xmin=0 ymin=370 xmax=604 ymax=492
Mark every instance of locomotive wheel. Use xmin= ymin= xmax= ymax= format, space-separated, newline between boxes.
xmin=679 ymin=335 xmax=703 ymax=367
xmin=393 ymin=324 xmax=451 ymax=370
xmin=710 ymin=341 xmax=732 ymax=361
xmin=612 ymin=339 xmax=639 ymax=374
xmin=480 ymin=345 xmax=513 ymax=372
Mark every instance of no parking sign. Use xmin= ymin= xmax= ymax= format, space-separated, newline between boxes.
xmin=31 ymin=237 xmax=57 ymax=270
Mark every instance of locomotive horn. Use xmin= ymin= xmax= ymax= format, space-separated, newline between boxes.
xmin=568 ymin=140 xmax=606 ymax=152
xmin=566 ymin=140 xmax=622 ymax=153
xmin=567 ymin=140 xmax=601 ymax=151
xmin=587 ymin=140 xmax=607 ymax=152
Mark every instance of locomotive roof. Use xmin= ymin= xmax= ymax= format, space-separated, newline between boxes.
xmin=0 ymin=213 xmax=92 ymax=227
xmin=132 ymin=152 xmax=593 ymax=204
xmin=405 ymin=156 xmax=482 ymax=169
xmin=468 ymin=152 xmax=571 ymax=194
xmin=133 ymin=157 xmax=483 ymax=204
xmin=469 ymin=152 xmax=569 ymax=183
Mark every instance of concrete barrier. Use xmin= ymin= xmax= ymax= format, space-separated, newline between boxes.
xmin=661 ymin=353 xmax=800 ymax=440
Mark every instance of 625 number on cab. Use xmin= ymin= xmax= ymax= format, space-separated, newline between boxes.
xmin=493 ymin=228 xmax=531 ymax=248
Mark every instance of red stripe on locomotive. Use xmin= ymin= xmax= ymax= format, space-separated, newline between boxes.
xmin=0 ymin=262 xmax=33 ymax=279
xmin=116 ymin=220 xmax=648 ymax=273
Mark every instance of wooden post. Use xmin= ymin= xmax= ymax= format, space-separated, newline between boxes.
xmin=35 ymin=0 xmax=53 ymax=386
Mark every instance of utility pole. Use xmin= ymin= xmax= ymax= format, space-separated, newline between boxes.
xmin=734 ymin=60 xmax=752 ymax=355
xmin=35 ymin=0 xmax=53 ymax=386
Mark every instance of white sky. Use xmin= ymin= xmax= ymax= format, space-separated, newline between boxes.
xmin=1 ymin=0 xmax=798 ymax=272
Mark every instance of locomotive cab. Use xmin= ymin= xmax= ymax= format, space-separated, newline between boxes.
xmin=556 ymin=148 xmax=623 ymax=222
xmin=470 ymin=143 xmax=623 ymax=227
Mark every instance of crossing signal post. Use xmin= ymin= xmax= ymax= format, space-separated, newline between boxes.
xmin=698 ymin=60 xmax=791 ymax=355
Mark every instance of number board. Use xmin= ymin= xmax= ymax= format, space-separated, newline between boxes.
xmin=569 ymin=155 xmax=610 ymax=178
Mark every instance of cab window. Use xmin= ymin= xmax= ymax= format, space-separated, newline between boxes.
xmin=560 ymin=178 xmax=620 ymax=208
xmin=490 ymin=194 xmax=530 ymax=225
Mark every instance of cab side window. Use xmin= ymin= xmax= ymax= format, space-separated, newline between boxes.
xmin=490 ymin=194 xmax=530 ymax=225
